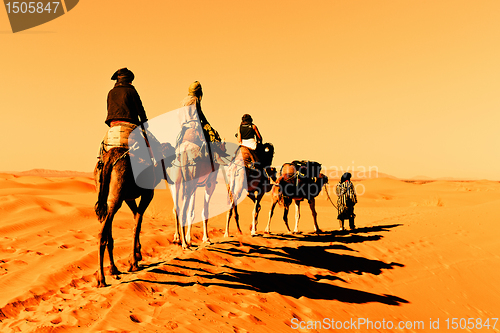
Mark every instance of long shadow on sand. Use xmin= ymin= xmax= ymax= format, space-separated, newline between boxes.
xmin=198 ymin=267 xmax=408 ymax=305
xmin=258 ymin=224 xmax=403 ymax=244
xmin=208 ymin=242 xmax=403 ymax=275
xmin=123 ymin=223 xmax=408 ymax=305
xmin=126 ymin=263 xmax=407 ymax=305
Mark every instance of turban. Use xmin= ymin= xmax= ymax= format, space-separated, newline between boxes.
xmin=111 ymin=68 xmax=135 ymax=82
xmin=188 ymin=81 xmax=203 ymax=98
xmin=341 ymin=172 xmax=352 ymax=182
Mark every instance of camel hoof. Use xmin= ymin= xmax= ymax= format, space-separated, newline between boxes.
xmin=97 ymin=280 xmax=108 ymax=288
xmin=315 ymin=229 xmax=322 ymax=234
xmin=134 ymin=252 xmax=143 ymax=262
xmin=203 ymin=239 xmax=212 ymax=245
xmin=109 ymin=266 xmax=121 ymax=276
xmin=128 ymin=263 xmax=140 ymax=272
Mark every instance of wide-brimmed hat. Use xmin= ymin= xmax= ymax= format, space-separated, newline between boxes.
xmin=111 ymin=68 xmax=135 ymax=82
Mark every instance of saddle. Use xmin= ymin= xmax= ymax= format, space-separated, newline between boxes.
xmin=239 ymin=142 xmax=275 ymax=170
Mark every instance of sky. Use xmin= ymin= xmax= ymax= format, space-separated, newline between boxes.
xmin=1 ymin=0 xmax=499 ymax=179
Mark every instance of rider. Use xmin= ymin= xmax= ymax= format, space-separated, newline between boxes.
xmin=98 ymin=68 xmax=162 ymax=177
xmin=237 ymin=114 xmax=262 ymax=168
xmin=179 ymin=81 xmax=227 ymax=168
xmin=106 ymin=68 xmax=148 ymax=127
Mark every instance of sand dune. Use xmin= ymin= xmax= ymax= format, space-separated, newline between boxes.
xmin=0 ymin=174 xmax=499 ymax=332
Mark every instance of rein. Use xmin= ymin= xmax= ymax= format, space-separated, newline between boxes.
xmin=111 ymin=142 xmax=139 ymax=167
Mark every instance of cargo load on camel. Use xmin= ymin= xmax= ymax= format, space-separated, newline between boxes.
xmin=279 ymin=160 xmax=327 ymax=200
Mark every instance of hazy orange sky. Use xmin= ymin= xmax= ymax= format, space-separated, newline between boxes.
xmin=1 ymin=1 xmax=499 ymax=179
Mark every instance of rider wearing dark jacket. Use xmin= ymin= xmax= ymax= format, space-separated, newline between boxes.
xmin=105 ymin=68 xmax=148 ymax=126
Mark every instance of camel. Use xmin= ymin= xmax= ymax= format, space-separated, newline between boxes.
xmin=225 ymin=143 xmax=275 ymax=237
xmin=265 ymin=161 xmax=328 ymax=234
xmin=94 ymin=141 xmax=172 ymax=287
xmin=168 ymin=143 xmax=221 ymax=249
xmin=166 ymin=103 xmax=227 ymax=249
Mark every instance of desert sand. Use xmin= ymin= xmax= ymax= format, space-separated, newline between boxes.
xmin=0 ymin=172 xmax=499 ymax=332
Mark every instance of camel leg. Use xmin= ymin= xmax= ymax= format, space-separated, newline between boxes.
xmin=251 ymin=194 xmax=262 ymax=236
xmin=225 ymin=206 xmax=233 ymax=238
xmin=106 ymin=220 xmax=120 ymax=276
xmin=97 ymin=200 xmax=121 ymax=288
xmin=185 ymin=193 xmax=195 ymax=246
xmin=172 ymin=182 xmax=181 ymax=244
xmin=283 ymin=201 xmax=292 ymax=234
xmin=225 ymin=202 xmax=241 ymax=237
xmin=293 ymin=200 xmax=301 ymax=234
xmin=265 ymin=200 xmax=276 ymax=234
xmin=97 ymin=220 xmax=111 ymax=288
xmin=127 ymin=191 xmax=154 ymax=272
xmin=177 ymin=181 xmax=194 ymax=249
xmin=308 ymin=198 xmax=321 ymax=233
xmin=173 ymin=207 xmax=180 ymax=244
xmin=201 ymin=174 xmax=218 ymax=244
xmin=234 ymin=204 xmax=241 ymax=234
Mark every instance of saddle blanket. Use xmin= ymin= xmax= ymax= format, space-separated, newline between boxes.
xmin=102 ymin=123 xmax=138 ymax=149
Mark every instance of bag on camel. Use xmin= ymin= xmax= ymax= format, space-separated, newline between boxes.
xmin=291 ymin=160 xmax=322 ymax=180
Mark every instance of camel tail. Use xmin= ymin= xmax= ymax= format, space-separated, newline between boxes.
xmin=95 ymin=155 xmax=115 ymax=222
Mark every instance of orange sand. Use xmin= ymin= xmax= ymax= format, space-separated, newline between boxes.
xmin=0 ymin=172 xmax=499 ymax=332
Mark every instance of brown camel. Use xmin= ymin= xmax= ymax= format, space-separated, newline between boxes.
xmin=94 ymin=143 xmax=172 ymax=287
xmin=225 ymin=143 xmax=275 ymax=236
xmin=265 ymin=162 xmax=328 ymax=234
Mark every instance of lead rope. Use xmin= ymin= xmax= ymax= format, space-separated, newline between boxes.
xmin=324 ymin=185 xmax=338 ymax=210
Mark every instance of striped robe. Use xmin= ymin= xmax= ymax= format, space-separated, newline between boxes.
xmin=336 ymin=180 xmax=357 ymax=219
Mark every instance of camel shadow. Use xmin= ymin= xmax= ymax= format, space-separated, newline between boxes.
xmin=209 ymin=243 xmax=403 ymax=275
xmin=258 ymin=224 xmax=402 ymax=244
xmin=125 ymin=263 xmax=407 ymax=305
xmin=195 ymin=267 xmax=408 ymax=305
xmin=121 ymin=223 xmax=408 ymax=305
